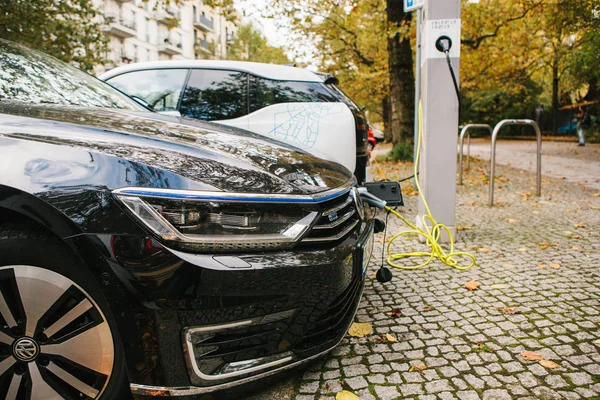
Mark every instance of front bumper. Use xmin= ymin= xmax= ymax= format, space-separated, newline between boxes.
xmin=120 ymin=219 xmax=374 ymax=396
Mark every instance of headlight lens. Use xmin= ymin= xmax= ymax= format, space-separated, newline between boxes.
xmin=116 ymin=195 xmax=318 ymax=252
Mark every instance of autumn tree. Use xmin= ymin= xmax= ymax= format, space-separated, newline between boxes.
xmin=227 ymin=23 xmax=290 ymax=64
xmin=0 ymin=0 xmax=108 ymax=71
xmin=266 ymin=0 xmax=416 ymax=145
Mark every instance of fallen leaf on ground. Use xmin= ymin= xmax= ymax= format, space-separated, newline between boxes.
xmin=537 ymin=264 xmax=546 ymax=269
xmin=490 ymin=284 xmax=505 ymax=289
xmin=465 ymin=280 xmax=480 ymax=291
xmin=506 ymin=218 xmax=520 ymax=223
xmin=538 ymin=242 xmax=549 ymax=249
xmin=423 ymin=305 xmax=433 ymax=311
xmin=539 ymin=360 xmax=560 ymax=369
xmin=592 ymin=193 xmax=600 ymax=197
xmin=574 ymin=223 xmax=586 ymax=228
xmin=532 ymin=210 xmax=541 ymax=214
xmin=336 ymin=390 xmax=360 ymax=400
xmin=409 ymin=365 xmax=427 ymax=372
xmin=457 ymin=225 xmax=471 ymax=231
xmin=521 ymin=351 xmax=544 ymax=361
xmin=594 ymin=339 xmax=600 ymax=344
xmin=348 ymin=322 xmax=372 ymax=338
xmin=385 ymin=333 xmax=398 ymax=342
xmin=479 ymin=247 xmax=491 ymax=252
xmin=390 ymin=308 xmax=402 ymax=318
xmin=377 ymin=235 xmax=389 ymax=243
xmin=501 ymin=307 xmax=520 ymax=315
xmin=573 ymin=234 xmax=583 ymax=239
xmin=518 ymin=247 xmax=528 ymax=252
xmin=549 ymin=263 xmax=561 ymax=269
xmin=502 ymin=263 xmax=517 ymax=268
xmin=589 ymin=205 xmax=600 ymax=210
xmin=467 ymin=201 xmax=476 ymax=206
xmin=572 ymin=245 xmax=580 ymax=250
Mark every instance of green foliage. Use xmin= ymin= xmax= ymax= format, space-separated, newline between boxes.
xmin=0 ymin=0 xmax=108 ymax=72
xmin=227 ymin=23 xmax=290 ymax=64
xmin=386 ymin=141 xmax=414 ymax=163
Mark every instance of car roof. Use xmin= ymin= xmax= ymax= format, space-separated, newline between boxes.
xmin=99 ymin=60 xmax=323 ymax=83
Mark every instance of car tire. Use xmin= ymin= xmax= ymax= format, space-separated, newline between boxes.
xmin=0 ymin=223 xmax=130 ymax=400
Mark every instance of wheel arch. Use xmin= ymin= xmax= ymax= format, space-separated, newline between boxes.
xmin=0 ymin=185 xmax=146 ymax=387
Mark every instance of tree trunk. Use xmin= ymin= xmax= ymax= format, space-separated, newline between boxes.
xmin=551 ymin=57 xmax=559 ymax=134
xmin=382 ymin=95 xmax=393 ymax=142
xmin=387 ymin=0 xmax=415 ymax=145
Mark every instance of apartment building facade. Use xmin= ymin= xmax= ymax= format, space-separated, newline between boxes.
xmin=96 ymin=0 xmax=238 ymax=74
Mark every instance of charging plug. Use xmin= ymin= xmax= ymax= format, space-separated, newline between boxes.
xmin=435 ymin=35 xmax=452 ymax=53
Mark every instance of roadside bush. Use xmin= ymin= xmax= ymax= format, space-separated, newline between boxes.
xmin=386 ymin=141 xmax=414 ymax=162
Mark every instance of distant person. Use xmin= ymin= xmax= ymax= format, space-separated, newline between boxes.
xmin=575 ymin=106 xmax=587 ymax=146
xmin=535 ymin=104 xmax=544 ymax=125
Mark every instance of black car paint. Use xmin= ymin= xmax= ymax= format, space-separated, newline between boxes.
xmin=0 ymin=101 xmax=369 ymax=390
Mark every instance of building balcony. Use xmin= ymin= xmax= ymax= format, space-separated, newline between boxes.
xmin=226 ymin=32 xmax=236 ymax=45
xmin=157 ymin=7 xmax=180 ymax=25
xmin=105 ymin=51 xmax=136 ymax=68
xmin=159 ymin=38 xmax=183 ymax=55
xmin=194 ymin=15 xmax=214 ymax=32
xmin=102 ymin=15 xmax=137 ymax=38
xmin=195 ymin=39 xmax=214 ymax=56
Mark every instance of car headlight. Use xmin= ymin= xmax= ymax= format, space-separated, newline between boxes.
xmin=115 ymin=195 xmax=319 ymax=252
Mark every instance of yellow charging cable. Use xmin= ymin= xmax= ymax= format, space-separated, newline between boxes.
xmin=382 ymin=101 xmax=476 ymax=271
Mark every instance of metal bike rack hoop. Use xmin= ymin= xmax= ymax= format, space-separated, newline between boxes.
xmin=489 ymin=119 xmax=542 ymax=206
xmin=458 ymin=124 xmax=493 ymax=185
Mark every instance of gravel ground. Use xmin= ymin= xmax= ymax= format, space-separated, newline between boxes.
xmin=245 ymin=156 xmax=600 ymax=400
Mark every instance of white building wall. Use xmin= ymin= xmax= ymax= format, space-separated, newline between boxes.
xmin=95 ymin=0 xmax=239 ymax=75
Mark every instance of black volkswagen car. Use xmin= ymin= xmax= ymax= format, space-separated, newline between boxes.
xmin=0 ymin=40 xmax=374 ymax=399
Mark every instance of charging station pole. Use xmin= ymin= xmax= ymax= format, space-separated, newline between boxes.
xmin=416 ymin=0 xmax=461 ymax=241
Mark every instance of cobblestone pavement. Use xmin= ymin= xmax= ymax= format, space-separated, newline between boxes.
xmin=248 ymin=157 xmax=600 ymax=400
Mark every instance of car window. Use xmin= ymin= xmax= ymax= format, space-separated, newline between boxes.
xmin=326 ymin=83 xmax=360 ymax=111
xmin=249 ymin=76 xmax=337 ymax=113
xmin=0 ymin=39 xmax=145 ymax=110
xmin=106 ymin=69 xmax=188 ymax=112
xmin=179 ymin=69 xmax=248 ymax=121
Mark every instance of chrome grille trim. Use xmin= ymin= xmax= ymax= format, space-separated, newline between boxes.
xmin=312 ymin=209 xmax=356 ymax=230
xmin=301 ymin=219 xmax=359 ymax=243
xmin=322 ymin=196 xmax=353 ymax=217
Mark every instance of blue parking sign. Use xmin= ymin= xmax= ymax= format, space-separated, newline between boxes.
xmin=404 ymin=0 xmax=424 ymax=11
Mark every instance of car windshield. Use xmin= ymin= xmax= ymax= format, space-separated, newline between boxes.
xmin=0 ymin=40 xmax=145 ymax=110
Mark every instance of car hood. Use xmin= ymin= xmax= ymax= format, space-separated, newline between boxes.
xmin=0 ymin=102 xmax=353 ymax=195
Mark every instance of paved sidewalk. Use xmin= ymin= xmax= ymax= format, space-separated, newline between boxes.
xmin=248 ymin=157 xmax=600 ymax=400
xmin=464 ymin=139 xmax=600 ymax=190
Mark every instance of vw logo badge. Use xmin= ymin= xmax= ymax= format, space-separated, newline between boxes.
xmin=328 ymin=212 xmax=339 ymax=222
xmin=13 ymin=337 xmax=39 ymax=362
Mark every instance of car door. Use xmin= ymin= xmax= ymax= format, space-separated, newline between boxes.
xmin=179 ymin=69 xmax=249 ymax=130
xmin=246 ymin=75 xmax=356 ymax=172
xmin=105 ymin=68 xmax=188 ymax=115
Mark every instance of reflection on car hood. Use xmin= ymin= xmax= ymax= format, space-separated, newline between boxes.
xmin=0 ymin=102 xmax=353 ymax=195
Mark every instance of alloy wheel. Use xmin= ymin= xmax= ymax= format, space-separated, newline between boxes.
xmin=0 ymin=265 xmax=114 ymax=399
